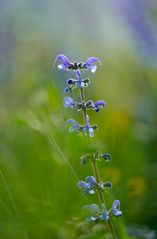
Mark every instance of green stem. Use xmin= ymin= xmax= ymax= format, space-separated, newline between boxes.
xmin=92 ymin=159 xmax=118 ymax=239
xmin=79 ymin=88 xmax=87 ymax=122
xmin=92 ymin=159 xmax=104 ymax=204
xmin=79 ymin=87 xmax=118 ymax=239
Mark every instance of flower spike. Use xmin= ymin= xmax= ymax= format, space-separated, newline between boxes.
xmin=55 ymin=54 xmax=122 ymax=232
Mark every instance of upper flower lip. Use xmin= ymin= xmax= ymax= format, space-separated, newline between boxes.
xmin=55 ymin=54 xmax=70 ymax=65
xmin=83 ymin=57 xmax=101 ymax=67
xmin=54 ymin=54 xmax=71 ymax=70
xmin=83 ymin=57 xmax=101 ymax=73
xmin=94 ymin=100 xmax=106 ymax=110
xmin=67 ymin=118 xmax=80 ymax=127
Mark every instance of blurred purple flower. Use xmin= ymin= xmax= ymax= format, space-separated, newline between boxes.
xmin=84 ymin=203 xmax=110 ymax=221
xmin=67 ymin=119 xmax=83 ymax=133
xmin=99 ymin=210 xmax=110 ymax=221
xmin=67 ymin=116 xmax=97 ymax=137
xmin=111 ymin=200 xmax=122 ymax=217
xmin=77 ymin=176 xmax=97 ymax=195
xmin=116 ymin=0 xmax=157 ymax=60
xmin=83 ymin=204 xmax=100 ymax=222
xmin=64 ymin=97 xmax=84 ymax=111
xmin=64 ymin=97 xmax=75 ymax=108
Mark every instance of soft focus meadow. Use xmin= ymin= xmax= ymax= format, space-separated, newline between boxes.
xmin=0 ymin=0 xmax=157 ymax=238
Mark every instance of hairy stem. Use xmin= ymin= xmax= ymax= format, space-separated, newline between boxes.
xmin=79 ymin=87 xmax=118 ymax=239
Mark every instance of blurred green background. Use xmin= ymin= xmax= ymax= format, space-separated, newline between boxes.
xmin=0 ymin=0 xmax=157 ymax=238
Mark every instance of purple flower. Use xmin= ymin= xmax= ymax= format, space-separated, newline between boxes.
xmin=67 ymin=116 xmax=97 ymax=137
xmin=84 ymin=200 xmax=122 ymax=222
xmin=55 ymin=55 xmax=101 ymax=72
xmin=116 ymin=0 xmax=157 ymax=60
xmin=65 ymin=71 xmax=90 ymax=93
xmin=94 ymin=100 xmax=106 ymax=112
xmin=85 ymin=100 xmax=106 ymax=112
xmin=64 ymin=97 xmax=83 ymax=111
xmin=64 ymin=98 xmax=105 ymax=112
xmin=54 ymin=54 xmax=71 ymax=70
xmin=111 ymin=200 xmax=122 ymax=217
xmin=75 ymin=69 xmax=89 ymax=88
xmin=84 ymin=203 xmax=110 ymax=221
xmin=83 ymin=115 xmax=98 ymax=137
xmin=83 ymin=204 xmax=100 ymax=222
xmin=64 ymin=97 xmax=75 ymax=108
xmin=54 ymin=54 xmax=83 ymax=71
xmin=86 ymin=176 xmax=97 ymax=186
xmin=75 ymin=69 xmax=84 ymax=88
xmin=99 ymin=210 xmax=110 ymax=221
xmin=77 ymin=176 xmax=97 ymax=195
xmin=83 ymin=57 xmax=101 ymax=73
xmin=67 ymin=119 xmax=83 ymax=133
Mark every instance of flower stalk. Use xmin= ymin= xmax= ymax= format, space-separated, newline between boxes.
xmin=55 ymin=54 xmax=122 ymax=239
xmin=79 ymin=86 xmax=118 ymax=239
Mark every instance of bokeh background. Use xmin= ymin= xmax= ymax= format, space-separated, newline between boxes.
xmin=0 ymin=0 xmax=157 ymax=238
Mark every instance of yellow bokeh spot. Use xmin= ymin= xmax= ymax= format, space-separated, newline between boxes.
xmin=127 ymin=177 xmax=146 ymax=196
xmin=104 ymin=167 xmax=121 ymax=184
xmin=107 ymin=110 xmax=131 ymax=133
